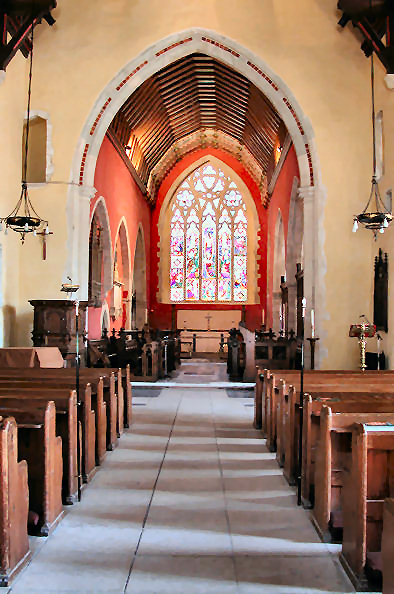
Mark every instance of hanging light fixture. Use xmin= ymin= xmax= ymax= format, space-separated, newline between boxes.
xmin=0 ymin=21 xmax=50 ymax=245
xmin=352 ymin=49 xmax=392 ymax=240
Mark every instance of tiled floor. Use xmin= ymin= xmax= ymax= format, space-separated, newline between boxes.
xmin=8 ymin=361 xmax=356 ymax=593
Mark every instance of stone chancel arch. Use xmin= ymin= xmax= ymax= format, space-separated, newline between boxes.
xmin=67 ymin=28 xmax=324 ymax=363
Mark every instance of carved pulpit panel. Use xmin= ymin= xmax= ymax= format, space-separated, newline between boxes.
xmin=373 ymin=248 xmax=388 ymax=332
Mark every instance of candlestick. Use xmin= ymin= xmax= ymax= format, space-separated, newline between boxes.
xmin=311 ymin=308 xmax=315 ymax=338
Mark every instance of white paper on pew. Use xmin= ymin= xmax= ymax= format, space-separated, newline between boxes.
xmin=364 ymin=424 xmax=394 ymax=433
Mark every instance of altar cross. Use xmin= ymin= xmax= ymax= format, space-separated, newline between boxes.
xmin=205 ymin=312 xmax=212 ymax=330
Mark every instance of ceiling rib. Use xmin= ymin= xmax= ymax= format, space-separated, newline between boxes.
xmin=110 ymin=52 xmax=285 ymax=203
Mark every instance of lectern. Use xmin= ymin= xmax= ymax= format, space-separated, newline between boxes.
xmin=349 ymin=323 xmax=376 ymax=371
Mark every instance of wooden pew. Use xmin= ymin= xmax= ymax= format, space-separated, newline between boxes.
xmin=0 ymin=379 xmax=95 ymax=483
xmin=0 ymin=390 xmax=78 ymax=504
xmin=313 ymin=406 xmax=394 ymax=542
xmin=269 ymin=372 xmax=394 ymax=457
xmin=341 ymin=423 xmax=394 ymax=591
xmin=256 ymin=369 xmax=394 ymax=453
xmin=302 ymin=392 xmax=394 ymax=506
xmin=0 ymin=365 xmax=131 ymax=432
xmin=274 ymin=377 xmax=394 ymax=486
xmin=0 ymin=369 xmax=116 ymax=452
xmin=0 ymin=401 xmax=63 ymax=536
xmin=281 ymin=385 xmax=394 ymax=487
xmin=0 ymin=416 xmax=30 ymax=587
xmin=382 ymin=498 xmax=394 ymax=594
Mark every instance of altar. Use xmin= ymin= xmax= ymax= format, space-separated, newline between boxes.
xmin=177 ymin=309 xmax=241 ymax=353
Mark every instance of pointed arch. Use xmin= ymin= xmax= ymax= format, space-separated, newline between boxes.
xmin=132 ymin=224 xmax=147 ymax=330
xmin=272 ymin=210 xmax=286 ymax=333
xmin=89 ymin=196 xmax=112 ymax=304
xmin=66 ymin=27 xmax=326 ymax=365
xmin=112 ymin=217 xmax=131 ymax=327
xmin=157 ymin=155 xmax=259 ymax=304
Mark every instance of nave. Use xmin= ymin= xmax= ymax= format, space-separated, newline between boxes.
xmin=8 ymin=361 xmax=355 ymax=594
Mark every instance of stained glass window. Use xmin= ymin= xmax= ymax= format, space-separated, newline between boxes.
xmin=169 ymin=164 xmax=248 ymax=302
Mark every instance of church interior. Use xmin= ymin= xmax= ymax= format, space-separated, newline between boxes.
xmin=0 ymin=1 xmax=393 ymax=592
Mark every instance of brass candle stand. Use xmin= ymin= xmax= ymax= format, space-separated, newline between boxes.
xmin=307 ymin=337 xmax=319 ymax=370
xmin=349 ymin=322 xmax=376 ymax=372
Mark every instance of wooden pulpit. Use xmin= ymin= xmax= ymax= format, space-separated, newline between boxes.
xmin=29 ymin=299 xmax=88 ymax=366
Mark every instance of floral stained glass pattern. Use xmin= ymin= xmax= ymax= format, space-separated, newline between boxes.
xmin=169 ymin=163 xmax=248 ymax=302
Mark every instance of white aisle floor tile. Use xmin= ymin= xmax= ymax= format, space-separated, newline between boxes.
xmin=8 ymin=361 xmax=356 ymax=594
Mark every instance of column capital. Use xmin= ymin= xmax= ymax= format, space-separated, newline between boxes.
xmin=384 ymin=74 xmax=394 ymax=90
xmin=77 ymin=184 xmax=97 ymax=201
xmin=297 ymin=185 xmax=315 ymax=204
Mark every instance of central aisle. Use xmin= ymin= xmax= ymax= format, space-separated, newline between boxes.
xmin=9 ymin=361 xmax=355 ymax=593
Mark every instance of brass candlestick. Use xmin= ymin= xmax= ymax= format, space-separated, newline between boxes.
xmin=359 ymin=323 xmax=367 ymax=372
xmin=307 ymin=337 xmax=319 ymax=370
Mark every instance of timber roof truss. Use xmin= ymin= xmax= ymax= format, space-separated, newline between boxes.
xmin=0 ymin=0 xmax=56 ymax=71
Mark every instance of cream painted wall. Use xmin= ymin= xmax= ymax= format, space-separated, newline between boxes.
xmin=0 ymin=53 xmax=29 ymax=345
xmin=368 ymin=64 xmax=394 ymax=368
xmin=0 ymin=0 xmax=391 ymax=366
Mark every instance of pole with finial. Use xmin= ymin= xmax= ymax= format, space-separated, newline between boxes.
xmin=297 ymin=297 xmax=306 ymax=506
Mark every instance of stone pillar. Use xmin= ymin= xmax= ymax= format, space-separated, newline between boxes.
xmin=298 ymin=185 xmax=321 ymax=369
xmin=64 ymin=184 xmax=96 ymax=300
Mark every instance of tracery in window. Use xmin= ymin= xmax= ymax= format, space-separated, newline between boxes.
xmin=170 ymin=163 xmax=248 ymax=302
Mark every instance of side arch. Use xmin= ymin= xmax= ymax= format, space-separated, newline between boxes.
xmin=112 ymin=217 xmax=131 ymax=327
xmin=89 ymin=196 xmax=113 ymax=298
xmin=132 ymin=225 xmax=147 ymax=330
xmin=272 ymin=211 xmax=286 ymax=333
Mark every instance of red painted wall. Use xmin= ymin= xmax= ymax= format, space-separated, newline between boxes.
xmin=88 ymin=135 xmax=151 ymax=338
xmin=149 ymin=148 xmax=268 ymax=331
xmin=87 ymin=140 xmax=299 ymax=337
xmin=266 ymin=145 xmax=299 ymax=328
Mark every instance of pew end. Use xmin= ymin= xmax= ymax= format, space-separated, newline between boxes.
xmin=341 ymin=423 xmax=394 ymax=592
xmin=0 ymin=417 xmax=30 ymax=586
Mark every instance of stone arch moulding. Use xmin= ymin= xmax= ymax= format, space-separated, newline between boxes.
xmin=66 ymin=27 xmax=327 ymax=366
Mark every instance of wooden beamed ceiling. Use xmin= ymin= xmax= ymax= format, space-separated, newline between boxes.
xmin=337 ymin=0 xmax=394 ymax=73
xmin=110 ymin=53 xmax=286 ymax=203
xmin=0 ymin=0 xmax=56 ymax=71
